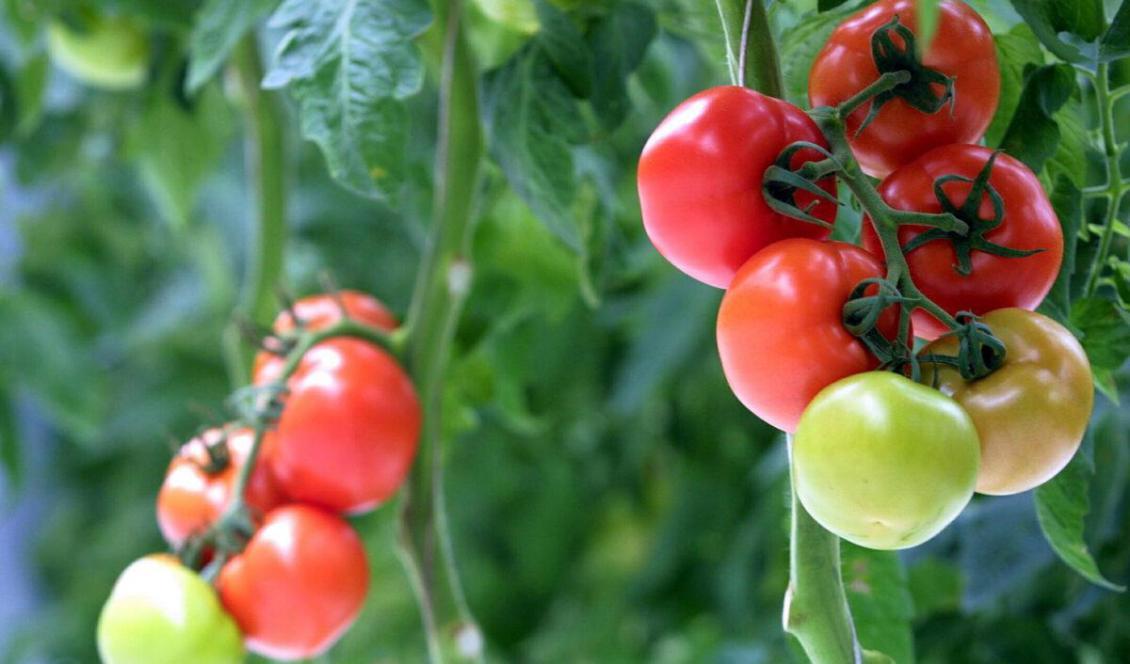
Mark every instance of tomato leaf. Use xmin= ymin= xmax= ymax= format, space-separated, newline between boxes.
xmin=533 ymin=0 xmax=593 ymax=98
xmin=997 ymin=64 xmax=1077 ymax=174
xmin=818 ymin=0 xmax=851 ymax=11
xmin=1008 ymin=0 xmax=1105 ymax=65
xmin=842 ymin=543 xmax=915 ymax=664
xmin=587 ymin=2 xmax=657 ymax=130
xmin=986 ymin=25 xmax=1045 ymax=147
xmin=1035 ymin=429 xmax=1126 ymax=591
xmin=483 ymin=45 xmax=587 ymax=250
xmin=127 ymin=84 xmax=233 ymax=228
xmin=1099 ymin=0 xmax=1130 ymax=62
xmin=186 ymin=0 xmax=278 ymax=93
xmin=779 ymin=6 xmax=856 ymax=106
xmin=1039 ymin=176 xmax=1082 ymax=322
xmin=262 ymin=0 xmax=431 ymax=201
xmin=0 ymin=387 xmax=22 ymax=491
xmin=1069 ymin=297 xmax=1130 ymax=372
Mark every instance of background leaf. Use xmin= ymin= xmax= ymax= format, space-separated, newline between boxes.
xmin=185 ymin=0 xmax=278 ymax=93
xmin=1007 ymin=0 xmax=1105 ymax=64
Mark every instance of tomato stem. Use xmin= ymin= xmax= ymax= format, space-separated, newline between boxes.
xmin=1082 ymin=63 xmax=1126 ymax=297
xmin=834 ymin=70 xmax=910 ymax=120
xmin=714 ymin=0 xmax=782 ymax=92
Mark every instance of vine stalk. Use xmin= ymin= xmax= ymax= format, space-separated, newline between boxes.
xmin=398 ymin=0 xmax=484 ymax=661
xmin=1082 ymin=62 xmax=1126 ymax=296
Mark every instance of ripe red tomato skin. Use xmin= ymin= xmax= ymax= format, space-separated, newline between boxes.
xmin=861 ymin=144 xmax=1063 ymax=339
xmin=264 ymin=337 xmax=420 ymax=514
xmin=808 ymin=0 xmax=999 ymax=177
xmin=716 ymin=238 xmax=900 ymax=432
xmin=638 ymin=86 xmax=835 ymax=289
xmin=253 ymin=290 xmax=398 ymax=384
xmin=156 ymin=428 xmax=285 ymax=547
xmin=217 ymin=505 xmax=369 ymax=660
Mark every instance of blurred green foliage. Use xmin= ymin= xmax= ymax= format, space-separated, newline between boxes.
xmin=0 ymin=0 xmax=1128 ymax=663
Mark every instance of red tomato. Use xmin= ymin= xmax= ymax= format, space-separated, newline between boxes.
xmin=156 ymin=427 xmax=285 ymax=548
xmin=638 ymin=86 xmax=836 ymax=288
xmin=263 ymin=338 xmax=420 ymax=514
xmin=217 ymin=505 xmax=369 ymax=660
xmin=716 ymin=239 xmax=899 ymax=432
xmin=809 ymin=0 xmax=999 ymax=177
xmin=861 ymin=144 xmax=1063 ymax=339
xmin=253 ymin=290 xmax=398 ymax=384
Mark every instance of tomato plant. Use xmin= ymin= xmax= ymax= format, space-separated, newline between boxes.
xmin=97 ymin=555 xmax=243 ymax=664
xmin=808 ymin=0 xmax=999 ymax=177
xmin=217 ymin=505 xmax=369 ymax=660
xmin=156 ymin=427 xmax=285 ymax=547
xmin=921 ymin=309 xmax=1094 ymax=495
xmin=265 ymin=337 xmax=420 ymax=514
xmin=716 ymin=238 xmax=897 ymax=431
xmin=861 ymin=144 xmax=1063 ymax=339
xmin=793 ymin=372 xmax=980 ymax=550
xmin=638 ymin=86 xmax=835 ymax=288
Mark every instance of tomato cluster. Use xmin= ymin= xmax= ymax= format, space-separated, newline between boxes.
xmin=639 ymin=0 xmax=1093 ymax=551
xmin=99 ymin=291 xmax=418 ymax=663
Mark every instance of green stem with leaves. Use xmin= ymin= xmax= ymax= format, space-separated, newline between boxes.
xmin=1082 ymin=62 xmax=1126 ymax=296
xmin=223 ymin=36 xmax=288 ymax=385
xmin=398 ymin=0 xmax=484 ymax=661
xmin=714 ymin=0 xmax=782 ymax=92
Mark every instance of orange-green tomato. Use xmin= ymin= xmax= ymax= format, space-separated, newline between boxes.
xmin=921 ymin=308 xmax=1093 ymax=495
xmin=46 ymin=15 xmax=149 ymax=90
xmin=793 ymin=372 xmax=980 ymax=550
xmin=97 ymin=554 xmax=244 ymax=664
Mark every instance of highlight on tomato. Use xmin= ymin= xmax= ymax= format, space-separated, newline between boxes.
xmin=97 ymin=554 xmax=244 ymax=664
xmin=253 ymin=290 xmax=399 ymax=384
xmin=809 ymin=0 xmax=999 ymax=177
xmin=217 ymin=505 xmax=369 ymax=660
xmin=638 ymin=86 xmax=836 ymax=289
xmin=716 ymin=238 xmax=898 ymax=432
xmin=921 ymin=309 xmax=1094 ymax=495
xmin=861 ymin=144 xmax=1063 ymax=339
xmin=793 ymin=371 xmax=980 ymax=550
xmin=156 ymin=426 xmax=285 ymax=548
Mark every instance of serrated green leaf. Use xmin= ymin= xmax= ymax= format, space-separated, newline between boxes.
xmin=997 ymin=64 xmax=1077 ymax=174
xmin=127 ymin=85 xmax=233 ymax=228
xmin=1046 ymin=99 xmax=1088 ymax=188
xmin=1099 ymin=0 xmax=1130 ymax=62
xmin=1035 ymin=432 xmax=1125 ymax=591
xmin=1093 ymin=366 xmax=1121 ymax=404
xmin=987 ymin=24 xmax=1045 ymax=146
xmin=1069 ymin=297 xmax=1130 ymax=371
xmin=842 ymin=543 xmax=915 ymax=664
xmin=1042 ymin=176 xmax=1081 ymax=317
xmin=1008 ymin=0 xmax=1104 ymax=65
xmin=483 ymin=45 xmax=587 ymax=250
xmin=587 ymin=1 xmax=657 ymax=130
xmin=263 ymin=0 xmax=431 ymax=200
xmin=186 ymin=0 xmax=278 ymax=93
xmin=533 ymin=0 xmax=593 ymax=98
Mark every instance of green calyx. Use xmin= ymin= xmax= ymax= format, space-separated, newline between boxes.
xmin=762 ymin=141 xmax=841 ymax=229
xmin=919 ymin=312 xmax=1007 ymax=381
xmin=901 ymin=151 xmax=1042 ymax=275
xmin=858 ymin=15 xmax=955 ymax=133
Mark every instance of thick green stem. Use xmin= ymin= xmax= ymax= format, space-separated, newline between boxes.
xmin=785 ymin=437 xmax=860 ymax=664
xmin=1083 ymin=63 xmax=1126 ymax=296
xmin=714 ymin=0 xmax=782 ymax=93
xmin=222 ymin=37 xmax=288 ymax=386
xmin=398 ymin=0 xmax=484 ymax=661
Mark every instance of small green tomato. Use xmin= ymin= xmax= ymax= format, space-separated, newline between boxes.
xmin=793 ymin=372 xmax=980 ymax=550
xmin=97 ymin=554 xmax=244 ymax=664
xmin=47 ymin=15 xmax=149 ymax=90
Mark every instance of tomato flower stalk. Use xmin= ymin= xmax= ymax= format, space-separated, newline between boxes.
xmin=1081 ymin=62 xmax=1128 ymax=296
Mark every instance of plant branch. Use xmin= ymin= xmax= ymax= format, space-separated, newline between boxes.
xmin=715 ymin=0 xmax=783 ymax=94
xmin=398 ymin=0 xmax=484 ymax=661
xmin=1083 ymin=63 xmax=1126 ymax=296
xmin=222 ymin=36 xmax=288 ymax=386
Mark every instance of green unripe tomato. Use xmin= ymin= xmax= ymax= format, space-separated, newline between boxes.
xmin=46 ymin=15 xmax=149 ymax=90
xmin=793 ymin=372 xmax=980 ymax=550
xmin=97 ymin=554 xmax=245 ymax=664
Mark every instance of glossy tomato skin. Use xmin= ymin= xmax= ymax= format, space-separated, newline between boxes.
xmin=716 ymin=238 xmax=898 ymax=432
xmin=794 ymin=372 xmax=980 ymax=550
xmin=638 ymin=86 xmax=836 ymax=288
xmin=265 ymin=338 xmax=420 ymax=513
xmin=98 ymin=554 xmax=244 ymax=664
xmin=809 ymin=0 xmax=999 ymax=177
xmin=157 ymin=427 xmax=285 ymax=547
xmin=921 ymin=309 xmax=1093 ymax=495
xmin=218 ymin=505 xmax=369 ymax=660
xmin=253 ymin=290 xmax=398 ymax=384
xmin=862 ymin=145 xmax=1063 ymax=339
